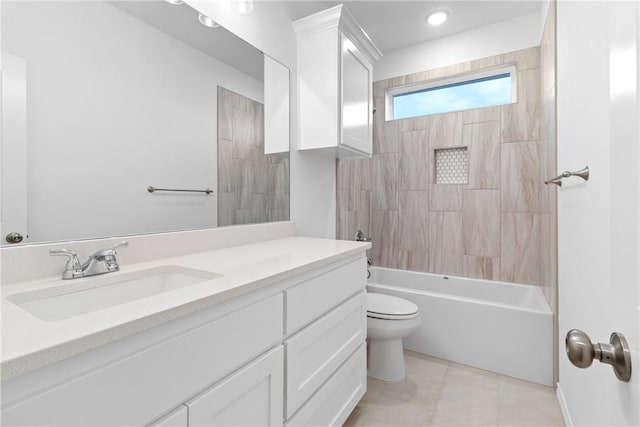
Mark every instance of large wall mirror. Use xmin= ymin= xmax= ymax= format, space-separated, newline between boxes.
xmin=1 ymin=0 xmax=290 ymax=246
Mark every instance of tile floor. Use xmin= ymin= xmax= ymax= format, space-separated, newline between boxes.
xmin=345 ymin=351 xmax=564 ymax=427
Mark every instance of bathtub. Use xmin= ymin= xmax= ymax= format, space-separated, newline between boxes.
xmin=367 ymin=267 xmax=553 ymax=386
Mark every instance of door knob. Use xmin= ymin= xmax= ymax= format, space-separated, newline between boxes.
xmin=5 ymin=232 xmax=24 ymax=244
xmin=565 ymin=329 xmax=632 ymax=382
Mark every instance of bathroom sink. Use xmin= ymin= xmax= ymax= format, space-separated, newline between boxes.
xmin=8 ymin=266 xmax=223 ymax=322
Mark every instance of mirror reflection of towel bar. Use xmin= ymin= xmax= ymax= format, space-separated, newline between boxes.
xmin=147 ymin=186 xmax=213 ymax=195
xmin=544 ymin=166 xmax=589 ymax=187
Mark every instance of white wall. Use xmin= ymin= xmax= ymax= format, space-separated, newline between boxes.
xmin=2 ymin=1 xmax=263 ymax=243
xmin=186 ymin=0 xmax=337 ymax=238
xmin=374 ymin=12 xmax=542 ymax=81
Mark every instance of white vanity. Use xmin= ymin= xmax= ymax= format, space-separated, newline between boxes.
xmin=1 ymin=223 xmax=370 ymax=426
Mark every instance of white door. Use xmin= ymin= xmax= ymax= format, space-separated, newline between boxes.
xmin=557 ymin=1 xmax=639 ymax=426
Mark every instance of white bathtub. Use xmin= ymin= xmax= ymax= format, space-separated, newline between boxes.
xmin=368 ymin=267 xmax=553 ymax=386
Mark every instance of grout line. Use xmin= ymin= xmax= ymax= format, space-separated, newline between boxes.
xmin=429 ymin=359 xmax=450 ymax=423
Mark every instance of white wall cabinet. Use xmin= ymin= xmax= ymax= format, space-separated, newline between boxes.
xmin=1 ymin=256 xmax=367 ymax=427
xmin=294 ymin=5 xmax=381 ymax=158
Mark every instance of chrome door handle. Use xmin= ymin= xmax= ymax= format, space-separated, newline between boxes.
xmin=5 ymin=232 xmax=24 ymax=244
xmin=565 ymin=329 xmax=632 ymax=382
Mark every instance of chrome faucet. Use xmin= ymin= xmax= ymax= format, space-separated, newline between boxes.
xmin=354 ymin=230 xmax=372 ymax=242
xmin=50 ymin=241 xmax=128 ymax=280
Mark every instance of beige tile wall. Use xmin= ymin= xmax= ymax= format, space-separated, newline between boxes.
xmin=337 ymin=46 xmax=543 ymax=285
xmin=217 ymin=86 xmax=289 ymax=226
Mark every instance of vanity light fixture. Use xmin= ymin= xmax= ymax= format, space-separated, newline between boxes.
xmin=427 ymin=11 xmax=448 ymax=26
xmin=232 ymin=0 xmax=254 ymax=14
xmin=198 ymin=13 xmax=220 ymax=28
xmin=164 ymin=0 xmax=184 ymax=4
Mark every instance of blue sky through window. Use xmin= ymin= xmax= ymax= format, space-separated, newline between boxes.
xmin=392 ymin=73 xmax=512 ymax=120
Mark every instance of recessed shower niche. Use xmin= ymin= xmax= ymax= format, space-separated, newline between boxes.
xmin=434 ymin=147 xmax=469 ymax=185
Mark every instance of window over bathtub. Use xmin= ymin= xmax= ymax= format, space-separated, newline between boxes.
xmin=385 ymin=65 xmax=517 ymax=121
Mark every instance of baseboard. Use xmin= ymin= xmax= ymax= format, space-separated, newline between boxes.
xmin=556 ymin=382 xmax=573 ymax=427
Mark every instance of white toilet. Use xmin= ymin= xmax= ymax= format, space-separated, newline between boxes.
xmin=366 ymin=293 xmax=420 ymax=382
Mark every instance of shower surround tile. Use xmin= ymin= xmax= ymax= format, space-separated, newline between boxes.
xmin=501 ymin=212 xmax=540 ymax=285
xmin=371 ymin=210 xmax=400 ymax=269
xmin=502 ymin=46 xmax=540 ymax=71
xmin=501 ymin=68 xmax=541 ymax=143
xmin=469 ymin=54 xmax=503 ymax=71
xmin=231 ymin=107 xmax=254 ymax=160
xmin=373 ymin=113 xmax=399 ymax=153
xmin=462 ymin=106 xmax=501 ymax=124
xmin=348 ymin=159 xmax=373 ymax=210
xmin=465 ymin=121 xmax=501 ymax=189
xmin=347 ymin=191 xmax=371 ymax=241
xmin=218 ymin=193 xmax=234 ymax=227
xmin=463 ymin=255 xmax=500 ymax=281
xmin=338 ymin=47 xmax=543 ymax=290
xmin=429 ymin=112 xmax=464 ymax=148
xmin=399 ymin=115 xmax=430 ymax=132
xmin=463 ymin=190 xmax=501 ymax=257
xmin=250 ymin=146 xmax=268 ymax=195
xmin=218 ymin=138 xmax=233 ymax=194
xmin=428 ymin=211 xmax=463 ymax=276
xmin=336 ymin=159 xmax=349 ymax=190
xmin=217 ymin=87 xmax=233 ymax=140
xmin=218 ymin=86 xmax=289 ymax=226
xmin=398 ymin=250 xmax=429 ymax=272
xmin=399 ymin=130 xmax=429 ymax=190
xmin=336 ymin=189 xmax=349 ymax=240
xmin=501 ymin=140 xmax=540 ymax=212
xmin=372 ymin=153 xmax=398 ymax=210
xmin=428 ymin=185 xmax=463 ymax=211
xmin=250 ymin=194 xmax=268 ymax=223
xmin=398 ymin=191 xmax=429 ymax=251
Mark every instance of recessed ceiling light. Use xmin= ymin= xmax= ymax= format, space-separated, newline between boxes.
xmin=231 ymin=0 xmax=254 ymax=14
xmin=165 ymin=0 xmax=184 ymax=4
xmin=427 ymin=11 xmax=448 ymax=26
xmin=198 ymin=13 xmax=220 ymax=28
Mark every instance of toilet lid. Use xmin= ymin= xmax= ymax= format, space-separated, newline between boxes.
xmin=366 ymin=293 xmax=419 ymax=319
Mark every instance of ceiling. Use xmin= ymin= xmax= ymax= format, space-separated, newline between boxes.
xmin=276 ymin=1 xmax=541 ymax=53
xmin=109 ymin=1 xmax=264 ymax=81
xmin=108 ymin=1 xmax=541 ymax=81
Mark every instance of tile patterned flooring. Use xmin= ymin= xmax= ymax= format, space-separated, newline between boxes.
xmin=345 ymin=351 xmax=564 ymax=427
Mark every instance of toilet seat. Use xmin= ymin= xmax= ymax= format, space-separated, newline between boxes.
xmin=366 ymin=293 xmax=419 ymax=320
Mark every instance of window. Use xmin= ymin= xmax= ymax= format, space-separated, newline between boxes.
xmin=386 ymin=66 xmax=517 ymax=120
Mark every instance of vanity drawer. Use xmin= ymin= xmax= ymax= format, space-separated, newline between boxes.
xmin=285 ymin=291 xmax=365 ymax=417
xmin=285 ymin=257 xmax=366 ymax=334
xmin=1 ymin=294 xmax=284 ymax=427
xmin=286 ymin=344 xmax=366 ymax=427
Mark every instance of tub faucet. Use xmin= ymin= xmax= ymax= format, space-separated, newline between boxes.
xmin=354 ymin=230 xmax=372 ymax=242
xmin=50 ymin=241 xmax=128 ymax=280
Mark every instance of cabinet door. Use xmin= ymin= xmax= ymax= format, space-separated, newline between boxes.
xmin=187 ymin=346 xmax=284 ymax=427
xmin=340 ymin=34 xmax=372 ymax=155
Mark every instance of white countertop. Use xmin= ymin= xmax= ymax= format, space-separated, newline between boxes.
xmin=1 ymin=237 xmax=370 ymax=381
